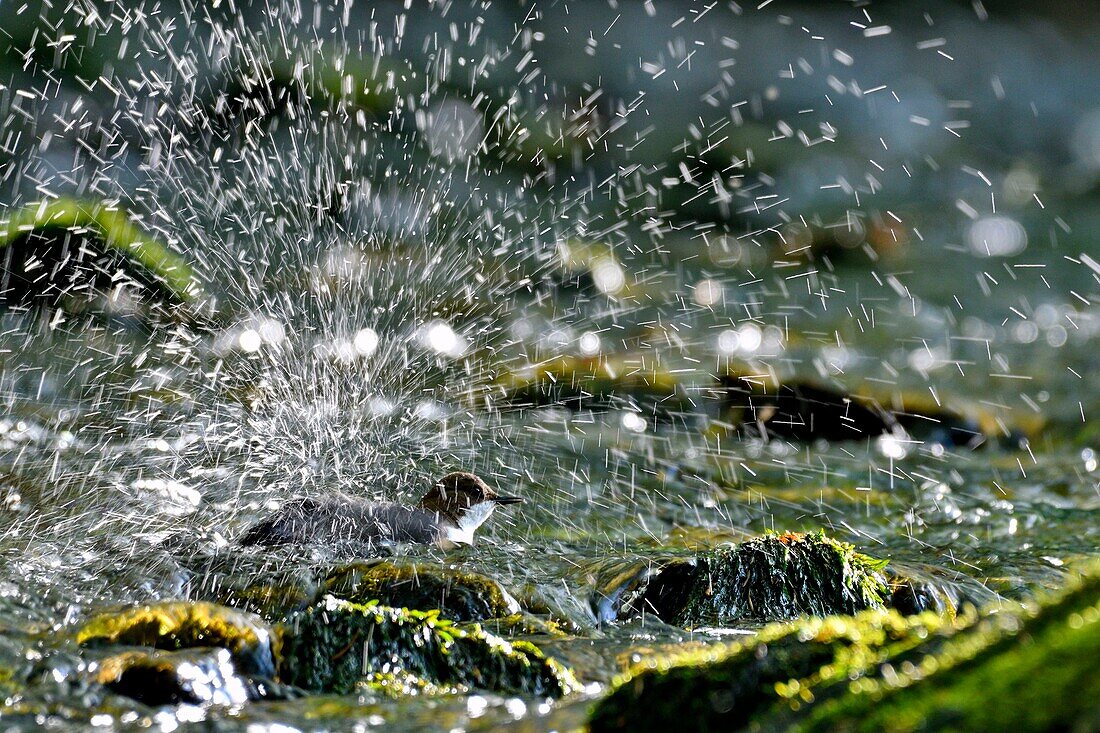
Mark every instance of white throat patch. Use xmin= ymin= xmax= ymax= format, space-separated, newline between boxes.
xmin=443 ymin=501 xmax=496 ymax=546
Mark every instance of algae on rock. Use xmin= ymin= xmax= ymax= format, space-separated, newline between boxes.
xmin=781 ymin=562 xmax=1100 ymax=733
xmin=279 ymin=595 xmax=578 ymax=697
xmin=589 ymin=609 xmax=952 ymax=732
xmin=0 ymin=199 xmax=202 ymax=308
xmin=323 ymin=561 xmax=520 ymax=622
xmin=674 ymin=532 xmax=890 ymax=626
xmin=77 ymin=601 xmax=278 ymax=678
xmin=591 ymin=563 xmax=1100 ymax=733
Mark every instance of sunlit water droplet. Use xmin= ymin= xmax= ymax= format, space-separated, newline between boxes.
xmin=353 ymin=327 xmax=379 ymax=357
xmin=968 ymin=215 xmax=1027 ymax=257
xmin=591 ymin=257 xmax=625 ymax=295
xmin=578 ymin=331 xmax=601 ymax=355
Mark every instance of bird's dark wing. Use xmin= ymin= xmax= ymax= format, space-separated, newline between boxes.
xmin=240 ymin=497 xmax=327 ymax=546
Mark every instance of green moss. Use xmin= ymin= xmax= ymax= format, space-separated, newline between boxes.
xmin=675 ymin=532 xmax=890 ymax=626
xmin=785 ymin=564 xmax=1100 ymax=733
xmin=279 ymin=595 xmax=579 ymax=697
xmin=77 ymin=601 xmax=278 ymax=678
xmin=469 ymin=613 xmax=567 ymax=638
xmin=588 ymin=609 xmax=951 ymax=732
xmin=323 ymin=562 xmax=519 ymax=622
xmin=359 ymin=669 xmax=462 ymax=698
xmin=592 ymin=565 xmax=1100 ymax=733
xmin=1 ymin=199 xmax=201 ymax=304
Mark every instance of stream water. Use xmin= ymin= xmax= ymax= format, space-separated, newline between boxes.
xmin=0 ymin=1 xmax=1098 ymax=731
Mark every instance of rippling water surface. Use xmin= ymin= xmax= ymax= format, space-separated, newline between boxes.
xmin=1 ymin=0 xmax=1098 ymax=730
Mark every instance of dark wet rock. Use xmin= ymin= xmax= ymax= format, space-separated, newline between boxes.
xmin=886 ymin=573 xmax=959 ymax=617
xmin=95 ymin=648 xmax=251 ymax=707
xmin=717 ymin=376 xmax=898 ymax=442
xmin=77 ymin=601 xmax=278 ymax=678
xmin=323 ymin=561 xmax=520 ymax=622
xmin=714 ymin=376 xmax=1016 ymax=448
xmin=0 ymin=199 xmax=202 ymax=316
xmin=279 ymin=595 xmax=579 ymax=696
xmin=588 ymin=608 xmax=950 ymax=733
xmin=881 ymin=394 xmax=988 ymax=449
xmin=773 ymin=218 xmax=909 ymax=263
xmin=673 ymin=533 xmax=890 ymax=626
xmin=515 ymin=582 xmax=599 ymax=633
xmin=582 ymin=534 xmax=889 ymax=628
xmin=585 ymin=557 xmax=698 ymax=624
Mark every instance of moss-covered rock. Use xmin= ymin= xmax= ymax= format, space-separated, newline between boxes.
xmin=279 ymin=595 xmax=579 ymax=697
xmin=588 ymin=609 xmax=952 ymax=732
xmin=592 ymin=564 xmax=1100 ymax=733
xmin=491 ymin=355 xmax=692 ymax=422
xmin=222 ymin=580 xmax=317 ymax=623
xmin=323 ymin=561 xmax=520 ymax=622
xmin=674 ymin=532 xmax=890 ymax=626
xmin=463 ymin=613 xmax=567 ymax=638
xmin=0 ymin=199 xmax=202 ymax=310
xmin=77 ymin=601 xmax=278 ymax=678
xmin=94 ymin=648 xmax=251 ymax=707
xmin=781 ymin=563 xmax=1100 ymax=733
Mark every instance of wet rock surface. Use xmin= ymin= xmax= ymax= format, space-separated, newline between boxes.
xmin=674 ymin=532 xmax=890 ymax=625
xmin=585 ymin=556 xmax=699 ymax=624
xmin=591 ymin=563 xmax=1100 ymax=733
xmin=783 ymin=564 xmax=1100 ymax=733
xmin=0 ymin=199 xmax=203 ymax=320
xmin=717 ymin=376 xmax=899 ymax=442
xmin=491 ymin=355 xmax=693 ymax=423
xmin=590 ymin=532 xmax=890 ymax=627
xmin=323 ymin=560 xmax=521 ymax=622
xmin=589 ymin=608 xmax=952 ymax=732
xmin=94 ymin=648 xmax=251 ymax=707
xmin=278 ymin=595 xmax=578 ymax=697
xmin=77 ymin=601 xmax=279 ymax=678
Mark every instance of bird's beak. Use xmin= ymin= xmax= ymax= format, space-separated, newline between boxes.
xmin=493 ymin=495 xmax=524 ymax=505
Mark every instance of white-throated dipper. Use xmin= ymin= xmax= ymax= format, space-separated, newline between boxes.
xmin=240 ymin=471 xmax=523 ymax=550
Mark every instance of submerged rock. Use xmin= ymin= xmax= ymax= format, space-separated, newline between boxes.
xmin=886 ymin=573 xmax=959 ymax=617
xmin=717 ymin=376 xmax=898 ymax=442
xmin=584 ymin=556 xmax=698 ymax=624
xmin=95 ymin=648 xmax=251 ymax=707
xmin=713 ymin=376 xmax=1025 ymax=448
xmin=323 ymin=561 xmax=521 ymax=622
xmin=77 ymin=601 xmax=278 ymax=678
xmin=589 ymin=609 xmax=949 ymax=733
xmin=279 ymin=595 xmax=578 ymax=697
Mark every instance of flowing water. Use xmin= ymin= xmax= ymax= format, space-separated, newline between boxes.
xmin=0 ymin=1 xmax=1098 ymax=730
